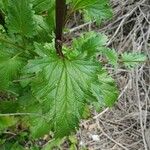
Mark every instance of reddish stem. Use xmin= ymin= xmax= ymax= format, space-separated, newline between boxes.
xmin=55 ymin=0 xmax=66 ymax=57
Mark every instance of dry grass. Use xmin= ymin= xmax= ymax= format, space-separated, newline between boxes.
xmin=71 ymin=0 xmax=150 ymax=149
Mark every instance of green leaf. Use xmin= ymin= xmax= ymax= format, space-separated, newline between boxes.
xmin=7 ymin=0 xmax=35 ymax=37
xmin=25 ymin=45 xmax=118 ymax=137
xmin=0 ymin=142 xmax=24 ymax=150
xmin=84 ymin=0 xmax=113 ymax=22
xmin=69 ymin=0 xmax=112 ymax=22
xmin=31 ymin=0 xmax=54 ymax=13
xmin=72 ymin=32 xmax=108 ymax=58
xmin=33 ymin=15 xmax=53 ymax=43
xmin=31 ymin=58 xmax=98 ymax=137
xmin=0 ymin=116 xmax=17 ymax=131
xmin=91 ymin=70 xmax=118 ymax=107
xmin=0 ymin=1 xmax=4 ymax=9
xmin=29 ymin=117 xmax=51 ymax=138
xmin=121 ymin=52 xmax=147 ymax=68
xmin=99 ymin=47 xmax=118 ymax=66
xmin=0 ymin=0 xmax=8 ymax=11
xmin=0 ymin=54 xmax=24 ymax=89
xmin=10 ymin=143 xmax=24 ymax=150
xmin=69 ymin=135 xmax=78 ymax=144
xmin=18 ymin=93 xmax=51 ymax=138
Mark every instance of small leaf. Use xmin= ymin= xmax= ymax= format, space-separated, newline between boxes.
xmin=121 ymin=52 xmax=147 ymax=68
xmin=72 ymin=32 xmax=108 ymax=58
xmin=84 ymin=0 xmax=113 ymax=22
xmin=99 ymin=47 xmax=118 ymax=66
xmin=69 ymin=135 xmax=78 ymax=144
xmin=69 ymin=0 xmax=112 ymax=22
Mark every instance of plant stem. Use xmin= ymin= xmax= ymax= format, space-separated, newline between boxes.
xmin=55 ymin=0 xmax=66 ymax=57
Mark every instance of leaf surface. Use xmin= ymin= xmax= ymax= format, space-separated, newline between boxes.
xmin=31 ymin=0 xmax=54 ymax=13
xmin=69 ymin=0 xmax=112 ymax=22
xmin=0 ymin=54 xmax=24 ymax=89
xmin=121 ymin=53 xmax=147 ymax=68
xmin=7 ymin=0 xmax=35 ymax=37
xmin=25 ymin=44 xmax=118 ymax=137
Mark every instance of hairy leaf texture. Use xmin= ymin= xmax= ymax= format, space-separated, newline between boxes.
xmin=7 ymin=0 xmax=35 ymax=37
xmin=25 ymin=44 xmax=118 ymax=137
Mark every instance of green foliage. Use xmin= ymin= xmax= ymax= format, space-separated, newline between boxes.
xmin=121 ymin=52 xmax=147 ymax=68
xmin=72 ymin=32 xmax=108 ymax=57
xmin=7 ymin=0 xmax=36 ymax=37
xmin=31 ymin=0 xmax=54 ymax=13
xmin=69 ymin=0 xmax=112 ymax=22
xmin=26 ymin=45 xmax=116 ymax=137
xmin=0 ymin=53 xmax=24 ymax=89
xmin=0 ymin=0 xmax=146 ymax=148
xmin=0 ymin=116 xmax=17 ymax=132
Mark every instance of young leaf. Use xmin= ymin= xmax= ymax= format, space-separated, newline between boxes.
xmin=83 ymin=0 xmax=113 ymax=22
xmin=121 ymin=52 xmax=147 ymax=68
xmin=69 ymin=0 xmax=112 ymax=22
xmin=99 ymin=47 xmax=118 ymax=66
xmin=72 ymin=32 xmax=108 ymax=58
xmin=7 ymin=0 xmax=35 ymax=37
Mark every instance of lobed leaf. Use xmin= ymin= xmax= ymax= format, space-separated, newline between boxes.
xmin=69 ymin=0 xmax=112 ymax=22
xmin=72 ymin=32 xmax=108 ymax=58
xmin=7 ymin=0 xmax=35 ymax=37
xmin=25 ymin=44 xmax=118 ymax=137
